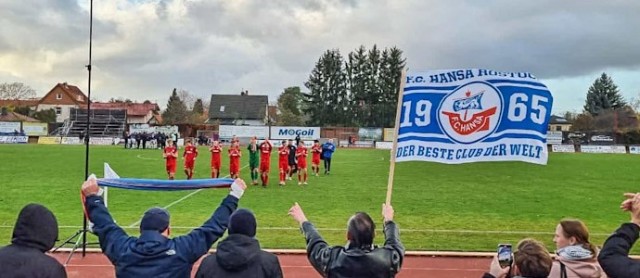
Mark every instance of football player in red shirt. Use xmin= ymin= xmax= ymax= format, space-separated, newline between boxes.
xmin=278 ymin=140 xmax=289 ymax=186
xmin=229 ymin=141 xmax=242 ymax=179
xmin=209 ymin=140 xmax=222 ymax=178
xmin=163 ymin=139 xmax=178 ymax=180
xmin=295 ymin=141 xmax=308 ymax=185
xmin=183 ymin=139 xmax=198 ymax=180
xmin=259 ymin=139 xmax=273 ymax=187
xmin=310 ymin=140 xmax=322 ymax=177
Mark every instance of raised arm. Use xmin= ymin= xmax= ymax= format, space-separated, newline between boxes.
xmin=381 ymin=203 xmax=405 ymax=274
xmin=289 ymin=202 xmax=335 ymax=276
xmin=598 ymin=193 xmax=640 ymax=277
xmin=174 ymin=179 xmax=246 ymax=262
xmin=82 ymin=178 xmax=132 ymax=264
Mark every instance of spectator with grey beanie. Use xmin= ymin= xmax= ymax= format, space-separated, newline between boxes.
xmin=82 ymin=177 xmax=248 ymax=278
xmin=195 ymin=208 xmax=283 ymax=278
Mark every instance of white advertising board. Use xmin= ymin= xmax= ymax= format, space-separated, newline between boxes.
xmin=270 ymin=126 xmax=321 ymax=140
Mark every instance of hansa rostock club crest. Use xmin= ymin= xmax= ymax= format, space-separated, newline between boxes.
xmin=438 ymin=82 xmax=503 ymax=144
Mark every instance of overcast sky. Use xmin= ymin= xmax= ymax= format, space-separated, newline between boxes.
xmin=1 ymin=0 xmax=639 ymax=114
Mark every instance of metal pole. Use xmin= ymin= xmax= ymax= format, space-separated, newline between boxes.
xmin=82 ymin=0 xmax=94 ymax=257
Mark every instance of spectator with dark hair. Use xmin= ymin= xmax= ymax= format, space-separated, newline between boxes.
xmin=288 ymin=202 xmax=404 ymax=278
xmin=483 ymin=238 xmax=553 ymax=278
xmin=82 ymin=177 xmax=247 ymax=278
xmin=195 ymin=209 xmax=282 ymax=278
xmin=287 ymin=139 xmax=297 ymax=180
xmin=0 ymin=203 xmax=66 ymax=277
xmin=549 ymin=219 xmax=605 ymax=278
xmin=598 ymin=192 xmax=640 ymax=277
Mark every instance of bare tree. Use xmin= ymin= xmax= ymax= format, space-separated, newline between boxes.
xmin=0 ymin=82 xmax=36 ymax=99
xmin=177 ymin=89 xmax=196 ymax=110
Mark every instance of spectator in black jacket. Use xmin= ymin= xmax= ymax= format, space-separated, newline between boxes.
xmin=0 ymin=203 xmax=66 ymax=278
xmin=195 ymin=208 xmax=282 ymax=278
xmin=598 ymin=192 xmax=640 ymax=277
xmin=288 ymin=202 xmax=404 ymax=278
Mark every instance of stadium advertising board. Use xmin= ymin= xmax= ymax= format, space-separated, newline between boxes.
xmin=580 ymin=145 xmax=626 ymax=154
xmin=376 ymin=141 xmax=393 ymax=150
xmin=22 ymin=122 xmax=48 ymax=136
xmin=546 ymin=131 xmax=563 ymax=145
xmin=270 ymin=126 xmax=320 ymax=140
xmin=383 ymin=128 xmax=395 ymax=142
xmin=358 ymin=128 xmax=383 ymax=141
xmin=61 ymin=137 xmax=81 ymax=145
xmin=90 ymin=137 xmax=114 ymax=145
xmin=0 ymin=136 xmax=28 ymax=144
xmin=551 ymin=144 xmax=575 ymax=153
xmin=0 ymin=121 xmax=21 ymax=134
xmin=588 ymin=132 xmax=615 ymax=145
xmin=397 ymin=69 xmax=553 ymax=165
xmin=129 ymin=124 xmax=178 ymax=135
xmin=629 ymin=146 xmax=640 ymax=154
xmin=220 ymin=125 xmax=269 ymax=139
xmin=38 ymin=137 xmax=61 ymax=144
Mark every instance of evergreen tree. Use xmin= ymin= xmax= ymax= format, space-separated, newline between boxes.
xmin=162 ymin=88 xmax=189 ymax=125
xmin=379 ymin=47 xmax=406 ymax=127
xmin=584 ymin=73 xmax=626 ymax=116
xmin=193 ymin=98 xmax=204 ymax=115
xmin=304 ymin=49 xmax=349 ymax=126
xmin=346 ymin=46 xmax=368 ymax=126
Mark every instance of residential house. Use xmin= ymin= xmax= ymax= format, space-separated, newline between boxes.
xmin=208 ymin=93 xmax=268 ymax=125
xmin=36 ymin=82 xmax=88 ymax=123
xmin=548 ymin=115 xmax=572 ymax=131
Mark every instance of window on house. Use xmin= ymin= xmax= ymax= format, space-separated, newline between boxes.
xmin=556 ymin=126 xmax=562 ymax=131
xmin=56 ymin=93 xmax=62 ymax=100
xmin=77 ymin=96 xmax=84 ymax=101
xmin=55 ymin=107 xmax=61 ymax=115
xmin=220 ymin=106 xmax=225 ymax=112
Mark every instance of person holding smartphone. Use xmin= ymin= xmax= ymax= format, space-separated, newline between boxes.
xmin=483 ymin=238 xmax=552 ymax=278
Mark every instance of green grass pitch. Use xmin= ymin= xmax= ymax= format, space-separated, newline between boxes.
xmin=1 ymin=144 xmax=639 ymax=253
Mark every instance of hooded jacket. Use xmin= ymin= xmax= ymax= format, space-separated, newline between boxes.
xmin=0 ymin=203 xmax=66 ymax=278
xmin=85 ymin=194 xmax=238 ymax=278
xmin=549 ymin=257 xmax=607 ymax=278
xmin=195 ymin=234 xmax=282 ymax=278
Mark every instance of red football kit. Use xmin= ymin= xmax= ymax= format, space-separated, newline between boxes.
xmin=183 ymin=145 xmax=198 ymax=169
xmin=311 ymin=145 xmax=322 ymax=165
xmin=229 ymin=147 xmax=241 ymax=175
xmin=296 ymin=146 xmax=308 ymax=169
xmin=210 ymin=145 xmax=222 ymax=170
xmin=278 ymin=146 xmax=289 ymax=183
xmin=259 ymin=141 xmax=272 ymax=172
xmin=164 ymin=146 xmax=178 ymax=173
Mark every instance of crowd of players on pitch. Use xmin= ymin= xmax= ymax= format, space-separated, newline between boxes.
xmin=161 ymin=135 xmax=337 ymax=187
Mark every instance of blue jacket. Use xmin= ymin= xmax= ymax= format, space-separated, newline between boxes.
xmin=85 ymin=194 xmax=238 ymax=278
xmin=322 ymin=142 xmax=336 ymax=159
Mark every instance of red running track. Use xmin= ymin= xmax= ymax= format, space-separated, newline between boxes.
xmin=51 ymin=251 xmax=491 ymax=278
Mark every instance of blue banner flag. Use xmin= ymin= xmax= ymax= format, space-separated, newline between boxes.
xmin=396 ymin=69 xmax=553 ymax=165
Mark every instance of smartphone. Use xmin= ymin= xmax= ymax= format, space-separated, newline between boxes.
xmin=497 ymin=244 xmax=513 ymax=268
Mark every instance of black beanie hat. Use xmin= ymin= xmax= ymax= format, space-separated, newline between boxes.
xmin=228 ymin=208 xmax=257 ymax=237
xmin=140 ymin=207 xmax=170 ymax=232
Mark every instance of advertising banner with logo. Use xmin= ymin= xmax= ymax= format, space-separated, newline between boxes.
xmin=90 ymin=137 xmax=114 ymax=145
xmin=0 ymin=121 xmax=21 ymax=134
xmin=562 ymin=132 xmax=588 ymax=145
xmin=61 ymin=137 xmax=81 ymax=145
xmin=0 ymin=136 xmax=28 ymax=144
xmin=22 ymin=122 xmax=48 ymax=136
xmin=630 ymin=146 xmax=640 ymax=154
xmin=587 ymin=132 xmax=615 ymax=145
xmin=38 ymin=137 xmax=61 ymax=144
xmin=551 ymin=144 xmax=575 ymax=153
xmin=383 ymin=128 xmax=395 ymax=142
xmin=397 ymin=69 xmax=553 ymax=165
xmin=219 ymin=125 xmax=269 ymax=139
xmin=358 ymin=128 xmax=383 ymax=141
xmin=546 ymin=131 xmax=563 ymax=145
xmin=129 ymin=124 xmax=178 ymax=135
xmin=270 ymin=126 xmax=320 ymax=140
xmin=581 ymin=145 xmax=626 ymax=154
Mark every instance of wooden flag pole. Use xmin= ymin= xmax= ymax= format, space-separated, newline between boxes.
xmin=385 ymin=69 xmax=408 ymax=205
